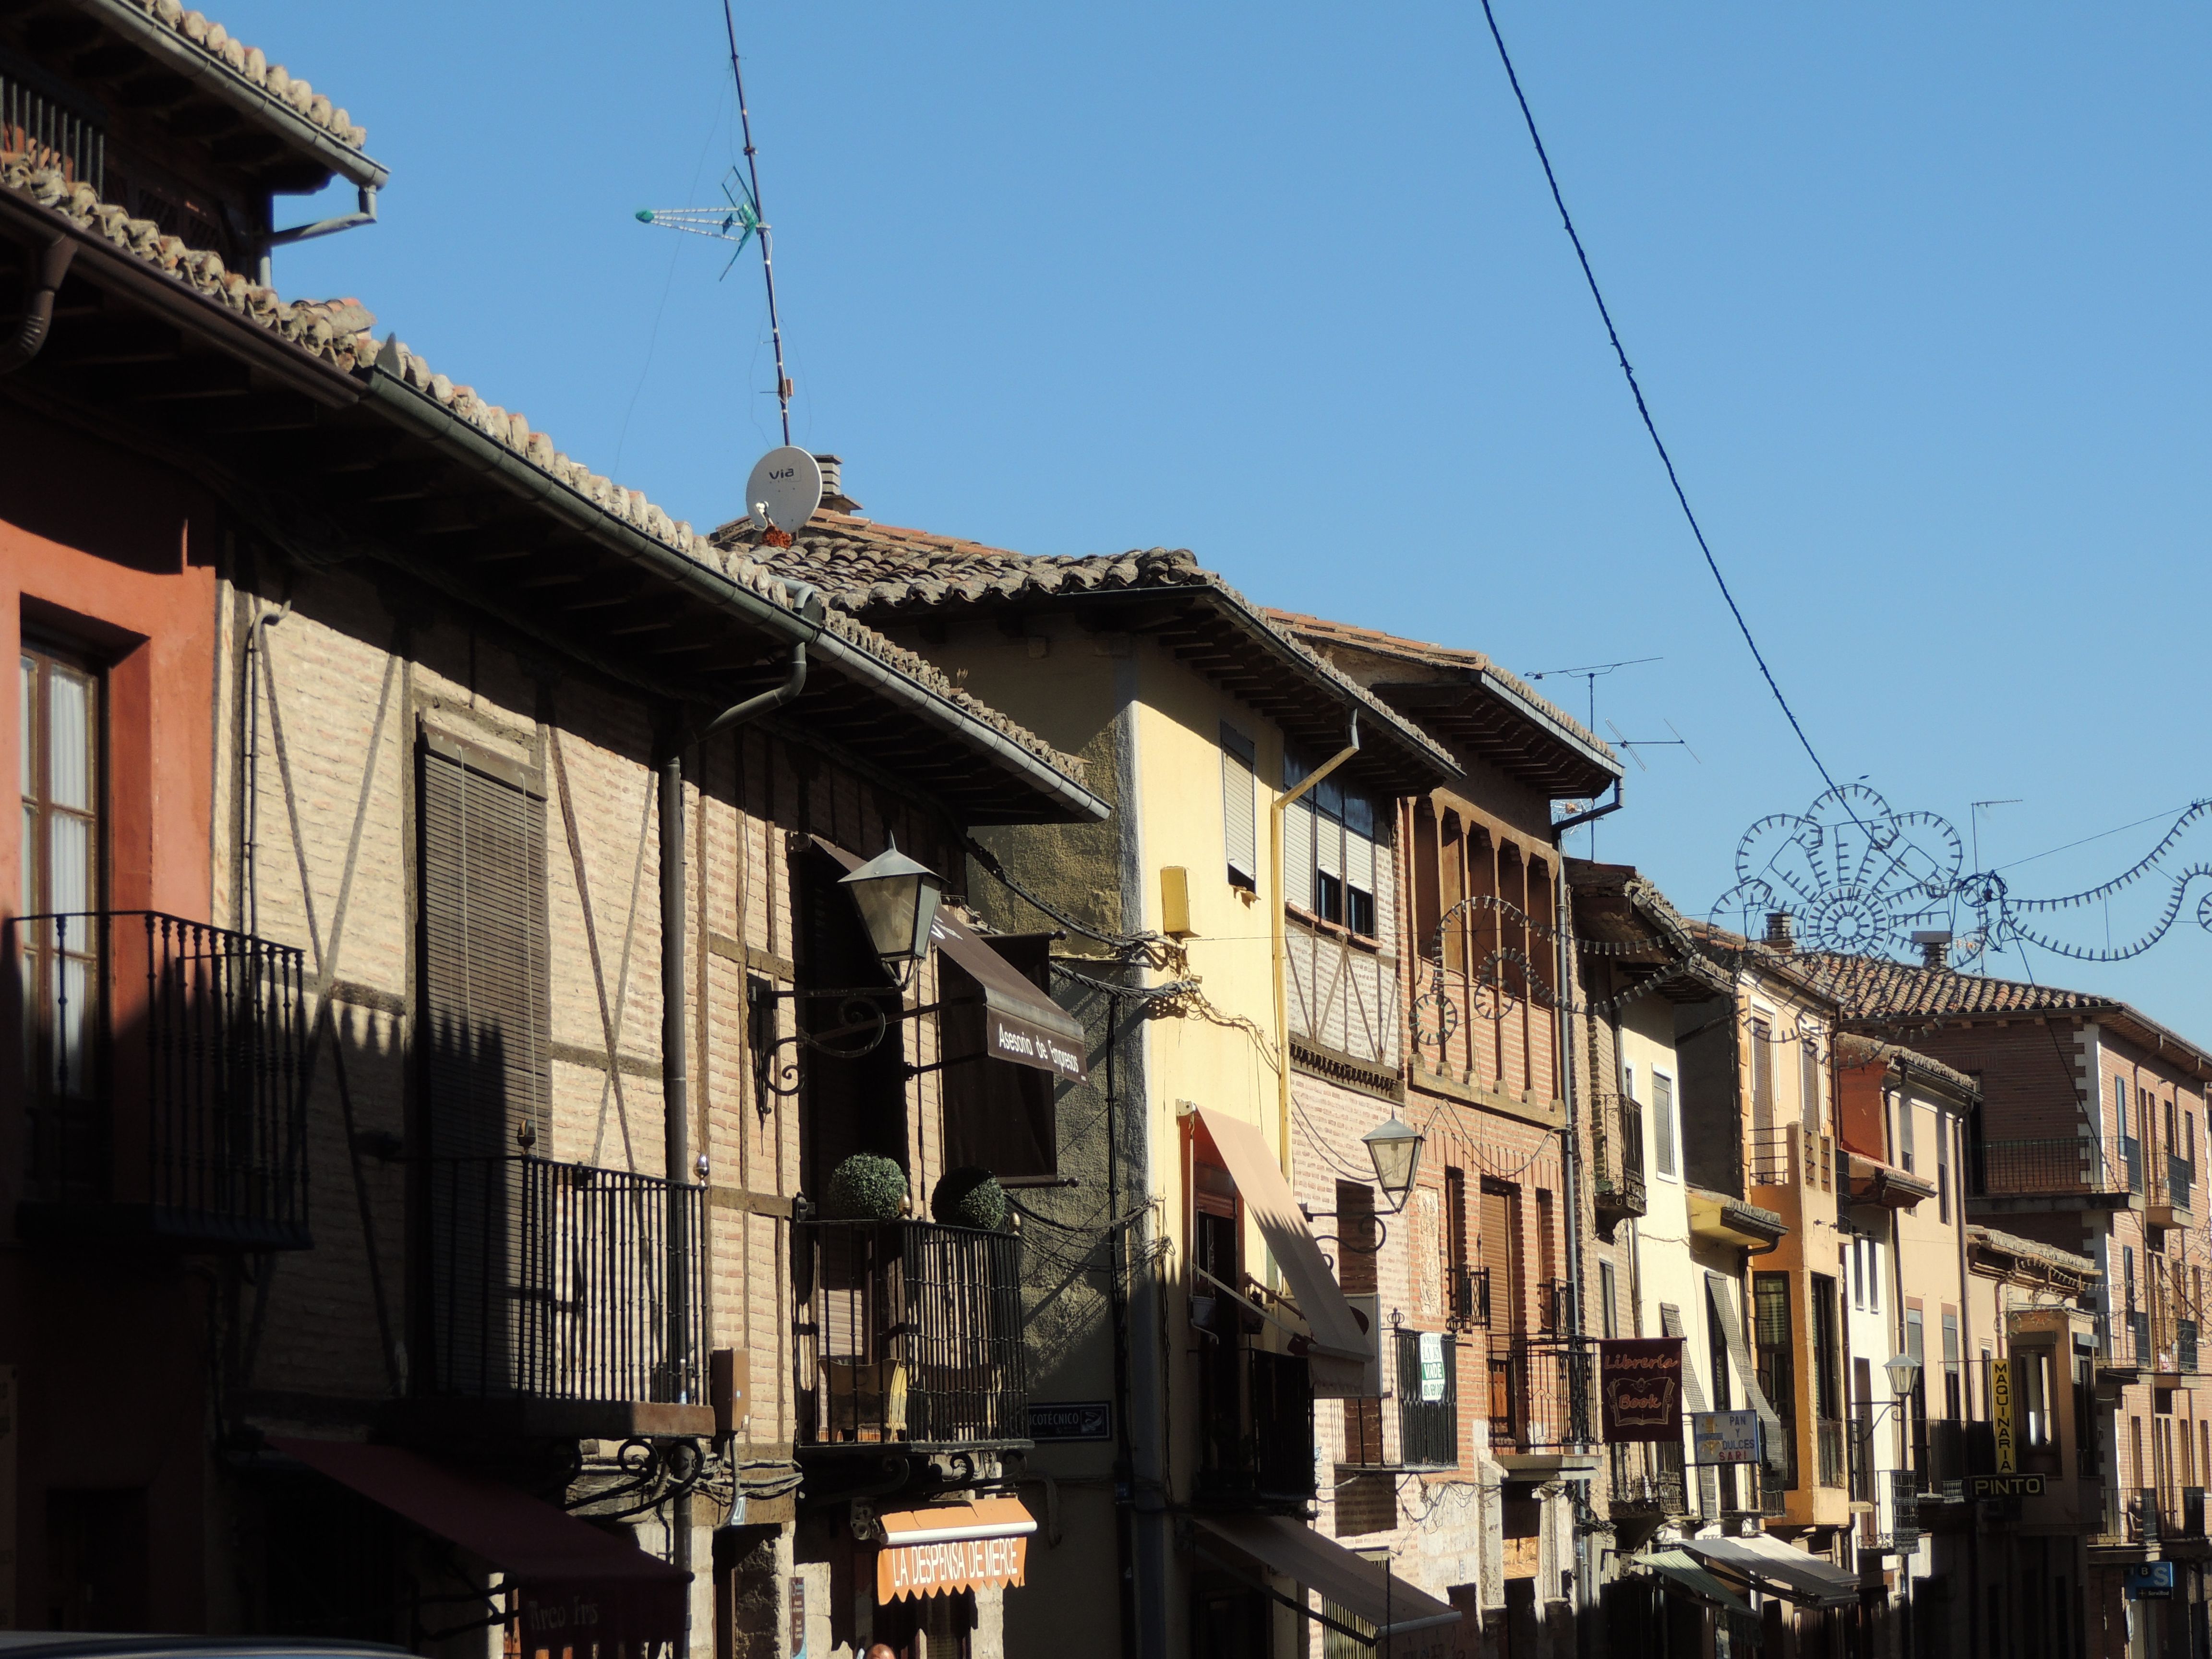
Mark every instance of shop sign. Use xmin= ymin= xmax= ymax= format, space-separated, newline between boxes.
xmin=1599 ymin=1339 xmax=1683 ymax=1443
xmin=1029 ymin=1401 xmax=1113 ymax=1442
xmin=1991 ymin=1358 xmax=2016 ymax=1474
xmin=1965 ymin=1473 xmax=2044 ymax=1500
xmin=2125 ymin=1562 xmax=2175 ymax=1600
xmin=1691 ymin=1409 xmax=1762 ymax=1466
xmin=878 ymin=1535 xmax=1028 ymax=1603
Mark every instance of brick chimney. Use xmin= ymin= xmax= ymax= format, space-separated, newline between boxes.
xmin=1764 ymin=911 xmax=1796 ymax=951
xmin=816 ymin=454 xmax=864 ymax=515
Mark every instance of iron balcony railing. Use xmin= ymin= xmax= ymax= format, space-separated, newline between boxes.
xmin=1539 ymin=1277 xmax=1575 ymax=1335
xmin=2182 ymin=1320 xmax=2200 ymax=1374
xmin=1488 ymin=1335 xmax=1592 ymax=1451
xmin=1815 ymin=1418 xmax=1847 ymax=1489
xmin=2152 ymin=1154 xmax=2196 ymax=1215
xmin=1917 ymin=1419 xmax=1968 ymax=1499
xmin=2119 ymin=1310 xmax=2153 ymax=1370
xmin=2123 ymin=1135 xmax=2144 ymax=1195
xmin=14 ymin=911 xmax=309 ymax=1249
xmin=1747 ymin=1126 xmax=1792 ymax=1187
xmin=2186 ymin=1488 xmax=2208 ymax=1539
xmin=1395 ymin=1328 xmax=1458 ymax=1471
xmin=2130 ymin=1487 xmax=2161 ymax=1546
xmin=1889 ymin=1467 xmax=1922 ymax=1549
xmin=1591 ymin=1094 xmax=1647 ymax=1220
xmin=1973 ymin=1136 xmax=2128 ymax=1198
xmin=1608 ymin=1440 xmax=1688 ymax=1516
xmin=424 ymin=1154 xmax=705 ymax=1407
xmin=1448 ymin=1264 xmax=1491 ymax=1331
xmin=793 ymin=1218 xmax=1028 ymax=1451
xmin=1 ymin=66 xmax=104 ymax=192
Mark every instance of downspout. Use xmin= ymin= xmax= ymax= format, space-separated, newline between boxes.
xmin=658 ymin=639 xmax=809 ymax=1616
xmin=1553 ymin=854 xmax=1594 ymax=1654
xmin=1269 ymin=712 xmax=1359 ymax=1177
xmin=0 ymin=237 xmax=76 ymax=375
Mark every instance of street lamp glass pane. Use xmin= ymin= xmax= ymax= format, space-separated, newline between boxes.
xmin=840 ymin=843 xmax=946 ymax=964
xmin=1363 ymin=1116 xmax=1423 ymax=1196
xmin=1883 ymin=1353 xmax=1921 ymax=1397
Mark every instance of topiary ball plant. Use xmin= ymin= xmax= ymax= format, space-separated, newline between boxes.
xmin=823 ymin=1153 xmax=909 ymax=1222
xmin=932 ymin=1166 xmax=1007 ymax=1231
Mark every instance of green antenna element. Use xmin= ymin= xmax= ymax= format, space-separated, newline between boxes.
xmin=635 ymin=170 xmax=765 ymax=276
xmin=635 ymin=208 xmax=655 ymax=223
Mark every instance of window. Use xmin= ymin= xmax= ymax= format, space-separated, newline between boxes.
xmin=1936 ymin=1114 xmax=1951 ymax=1224
xmin=1220 ymin=724 xmax=1257 ymax=890
xmin=20 ymin=645 xmax=101 ymax=1100
xmin=1599 ymin=1261 xmax=1619 ymax=1339
xmin=1652 ymin=1072 xmax=1677 ymax=1178
xmin=417 ymin=733 xmax=552 ymax=1155
xmin=1896 ymin=1094 xmax=1914 ymax=1173
xmin=1800 ymin=1038 xmax=1821 ymax=1133
xmin=1941 ymin=1309 xmax=1961 ymax=1417
xmin=1750 ymin=1019 xmax=1775 ymax=1134
xmin=1284 ymin=751 xmax=1381 ymax=937
xmin=2117 ymin=1077 xmax=2132 ymax=1140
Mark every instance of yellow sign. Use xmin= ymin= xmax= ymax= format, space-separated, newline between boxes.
xmin=1992 ymin=1356 xmax=2016 ymax=1474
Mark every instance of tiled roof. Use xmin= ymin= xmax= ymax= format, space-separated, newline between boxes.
xmin=96 ymin=0 xmax=369 ymax=150
xmin=1262 ymin=610 xmax=1609 ymax=759
xmin=1831 ymin=1031 xmax=1978 ymax=1097
xmin=719 ymin=512 xmax=1462 ymax=785
xmin=1806 ymin=954 xmax=2109 ymax=1021
xmin=1969 ymin=1225 xmax=2097 ymax=1280
xmin=0 ymin=159 xmax=1089 ymax=789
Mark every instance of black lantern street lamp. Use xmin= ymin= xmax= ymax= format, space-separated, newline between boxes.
xmin=838 ymin=838 xmax=946 ymax=985
xmin=1362 ymin=1114 xmax=1425 ymax=1213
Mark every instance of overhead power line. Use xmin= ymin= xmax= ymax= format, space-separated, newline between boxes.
xmin=1476 ymin=0 xmax=1844 ymax=801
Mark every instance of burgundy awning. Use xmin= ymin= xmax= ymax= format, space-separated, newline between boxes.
xmin=272 ymin=1438 xmax=688 ymax=1652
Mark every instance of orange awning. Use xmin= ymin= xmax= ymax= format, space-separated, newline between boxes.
xmin=876 ymin=1497 xmax=1035 ymax=1602
xmin=1196 ymin=1108 xmax=1372 ymax=1390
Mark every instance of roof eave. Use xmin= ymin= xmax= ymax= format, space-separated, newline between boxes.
xmin=75 ymin=0 xmax=390 ymax=190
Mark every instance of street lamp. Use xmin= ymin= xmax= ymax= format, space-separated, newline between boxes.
xmin=1362 ymin=1115 xmax=1425 ymax=1212
xmin=1883 ymin=1352 xmax=1922 ymax=1400
xmin=838 ymin=837 xmax=946 ymax=984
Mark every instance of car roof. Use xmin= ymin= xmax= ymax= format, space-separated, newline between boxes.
xmin=0 ymin=1641 xmax=411 ymax=1659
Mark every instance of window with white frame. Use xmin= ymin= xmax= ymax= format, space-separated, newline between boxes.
xmin=1221 ymin=723 xmax=1257 ymax=890
xmin=1652 ymin=1070 xmax=1677 ymax=1179
xmin=1285 ymin=752 xmax=1381 ymax=938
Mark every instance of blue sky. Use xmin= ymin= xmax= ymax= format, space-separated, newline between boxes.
xmin=241 ymin=2 xmax=2212 ymax=1031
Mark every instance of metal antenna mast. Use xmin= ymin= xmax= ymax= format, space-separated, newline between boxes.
xmin=723 ymin=1 xmax=791 ymax=445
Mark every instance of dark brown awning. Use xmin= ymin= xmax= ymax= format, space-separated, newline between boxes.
xmin=812 ymin=837 xmax=1087 ymax=1081
xmin=272 ymin=1438 xmax=687 ymax=1651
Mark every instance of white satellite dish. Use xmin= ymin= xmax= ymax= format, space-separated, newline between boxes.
xmin=745 ymin=446 xmax=822 ymax=535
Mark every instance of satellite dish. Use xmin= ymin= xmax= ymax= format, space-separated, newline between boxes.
xmin=745 ymin=446 xmax=822 ymax=536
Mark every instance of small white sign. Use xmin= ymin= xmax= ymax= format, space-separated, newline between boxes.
xmin=1419 ymin=1331 xmax=1447 ymax=1403
xmin=1691 ymin=1409 xmax=1762 ymax=1465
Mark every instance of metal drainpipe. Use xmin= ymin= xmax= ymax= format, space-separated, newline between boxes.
xmin=659 ymin=640 xmax=808 ymax=1634
xmin=1552 ymin=854 xmax=1596 ymax=1651
xmin=0 ymin=236 xmax=76 ymax=375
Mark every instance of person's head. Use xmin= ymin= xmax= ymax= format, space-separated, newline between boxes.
xmin=865 ymin=1646 xmax=898 ymax=1659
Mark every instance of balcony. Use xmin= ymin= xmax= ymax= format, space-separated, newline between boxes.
xmin=1539 ymin=1276 xmax=1575 ymax=1335
xmin=2129 ymin=1487 xmax=2161 ymax=1546
xmin=1889 ymin=1467 xmax=1922 ymax=1550
xmin=1488 ymin=1335 xmax=1592 ymax=1457
xmin=1591 ymin=1094 xmax=1647 ymax=1227
xmin=1448 ymin=1264 xmax=1492 ymax=1332
xmin=14 ymin=911 xmax=309 ymax=1250
xmin=1608 ymin=1441 xmax=1687 ymax=1540
xmin=1748 ymin=1126 xmax=1793 ymax=1188
xmin=422 ymin=1154 xmax=709 ymax=1437
xmin=1917 ymin=1419 xmax=1968 ymax=1500
xmin=793 ymin=1218 xmax=1028 ymax=1454
xmin=1395 ymin=1329 xmax=1459 ymax=1471
xmin=1846 ymin=1423 xmax=1874 ymax=1503
xmin=1972 ymin=1137 xmax=2132 ymax=1214
xmin=2150 ymin=1154 xmax=2196 ymax=1227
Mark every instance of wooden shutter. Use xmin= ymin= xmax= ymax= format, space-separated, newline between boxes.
xmin=1480 ymin=1178 xmax=1522 ymax=1334
xmin=1221 ymin=723 xmax=1257 ymax=888
xmin=418 ymin=733 xmax=550 ymax=1157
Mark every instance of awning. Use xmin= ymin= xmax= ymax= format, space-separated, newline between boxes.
xmin=1846 ymin=1152 xmax=1938 ymax=1211
xmin=1681 ymin=1534 xmax=1863 ymax=1610
xmin=1704 ymin=1274 xmax=1789 ymax=1477
xmin=1195 ymin=1513 xmax=1460 ymax=1641
xmin=1636 ymin=1550 xmax=1753 ymax=1618
xmin=272 ymin=1437 xmax=687 ymax=1650
xmin=812 ymin=836 xmax=1087 ymax=1081
xmin=876 ymin=1497 xmax=1034 ymax=1603
xmin=1194 ymin=1108 xmax=1372 ymax=1389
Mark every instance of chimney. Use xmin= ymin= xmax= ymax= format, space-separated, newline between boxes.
xmin=815 ymin=454 xmax=864 ymax=516
xmin=1764 ymin=911 xmax=1796 ymax=951
xmin=1911 ymin=930 xmax=1952 ymax=970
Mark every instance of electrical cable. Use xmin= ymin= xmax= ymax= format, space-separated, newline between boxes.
xmin=1476 ymin=0 xmax=1846 ymax=799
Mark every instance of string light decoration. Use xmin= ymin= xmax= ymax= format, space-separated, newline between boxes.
xmin=1711 ymin=787 xmax=2212 ymax=969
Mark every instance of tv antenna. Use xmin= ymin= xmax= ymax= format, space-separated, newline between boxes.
xmin=636 ymin=0 xmax=794 ymax=446
xmin=1969 ymin=798 xmax=2022 ymax=876
xmin=1604 ymin=718 xmax=1701 ymax=772
xmin=1524 ymin=655 xmax=1662 ymax=739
